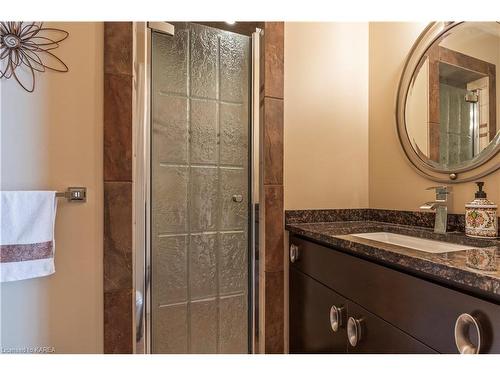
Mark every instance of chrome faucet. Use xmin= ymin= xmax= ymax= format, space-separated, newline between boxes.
xmin=420 ymin=186 xmax=452 ymax=234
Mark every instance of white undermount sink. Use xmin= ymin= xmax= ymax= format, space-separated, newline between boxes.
xmin=351 ymin=232 xmax=475 ymax=254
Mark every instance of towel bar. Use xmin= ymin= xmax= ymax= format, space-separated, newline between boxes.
xmin=56 ymin=187 xmax=87 ymax=202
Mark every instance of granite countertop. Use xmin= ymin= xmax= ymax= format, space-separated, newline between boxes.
xmin=286 ymin=220 xmax=500 ymax=301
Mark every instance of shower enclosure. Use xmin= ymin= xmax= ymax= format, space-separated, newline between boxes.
xmin=439 ymin=82 xmax=488 ymax=167
xmin=133 ymin=22 xmax=261 ymax=354
xmin=439 ymin=83 xmax=475 ymax=166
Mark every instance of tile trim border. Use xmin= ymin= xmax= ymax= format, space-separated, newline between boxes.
xmin=103 ymin=22 xmax=134 ymax=354
xmin=259 ymin=22 xmax=285 ymax=354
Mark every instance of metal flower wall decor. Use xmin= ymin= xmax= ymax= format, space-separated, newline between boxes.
xmin=0 ymin=22 xmax=69 ymax=92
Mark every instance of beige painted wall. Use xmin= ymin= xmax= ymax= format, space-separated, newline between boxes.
xmin=284 ymin=22 xmax=369 ymax=210
xmin=0 ymin=23 xmax=103 ymax=353
xmin=368 ymin=22 xmax=500 ymax=214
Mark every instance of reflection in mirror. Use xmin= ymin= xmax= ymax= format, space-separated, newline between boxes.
xmin=406 ymin=22 xmax=500 ymax=170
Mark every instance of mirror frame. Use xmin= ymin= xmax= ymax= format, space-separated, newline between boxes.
xmin=396 ymin=21 xmax=500 ymax=183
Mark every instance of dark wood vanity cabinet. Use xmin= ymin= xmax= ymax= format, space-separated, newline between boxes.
xmin=290 ymin=267 xmax=435 ymax=353
xmin=289 ymin=235 xmax=500 ymax=354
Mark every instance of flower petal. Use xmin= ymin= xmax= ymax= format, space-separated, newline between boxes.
xmin=31 ymin=49 xmax=68 ymax=72
xmin=0 ymin=59 xmax=13 ymax=78
xmin=19 ymin=22 xmax=42 ymax=39
xmin=12 ymin=63 xmax=35 ymax=92
xmin=19 ymin=49 xmax=45 ymax=72
xmin=4 ymin=22 xmax=18 ymax=35
xmin=22 ymin=36 xmax=62 ymax=51
xmin=9 ymin=49 xmax=21 ymax=67
xmin=22 ymin=27 xmax=69 ymax=48
xmin=0 ymin=47 xmax=11 ymax=60
xmin=19 ymin=42 xmax=46 ymax=53
xmin=34 ymin=27 xmax=69 ymax=45
xmin=0 ymin=22 xmax=9 ymax=35
xmin=1 ymin=51 xmax=16 ymax=79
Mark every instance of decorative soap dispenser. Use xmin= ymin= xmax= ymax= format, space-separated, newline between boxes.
xmin=465 ymin=182 xmax=498 ymax=238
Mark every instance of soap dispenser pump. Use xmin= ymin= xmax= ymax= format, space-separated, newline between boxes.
xmin=465 ymin=182 xmax=498 ymax=238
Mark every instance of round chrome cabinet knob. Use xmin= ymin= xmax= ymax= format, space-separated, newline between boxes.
xmin=454 ymin=313 xmax=482 ymax=354
xmin=231 ymin=194 xmax=243 ymax=203
xmin=347 ymin=317 xmax=363 ymax=347
xmin=290 ymin=244 xmax=299 ymax=263
xmin=329 ymin=305 xmax=345 ymax=332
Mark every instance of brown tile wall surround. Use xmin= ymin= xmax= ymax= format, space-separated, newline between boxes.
xmin=263 ymin=270 xmax=284 ymax=353
xmin=104 ymin=289 xmax=133 ymax=354
xmin=263 ymin=22 xmax=284 ymax=99
xmin=103 ymin=22 xmax=133 ymax=354
xmin=264 ymin=186 xmax=284 ymax=272
xmin=104 ymin=74 xmax=132 ymax=181
xmin=263 ymin=98 xmax=284 ymax=185
xmin=104 ymin=182 xmax=132 ymax=293
xmin=260 ymin=22 xmax=285 ymax=354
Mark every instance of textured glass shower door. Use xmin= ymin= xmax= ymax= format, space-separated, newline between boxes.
xmin=150 ymin=23 xmax=250 ymax=353
xmin=439 ymin=83 xmax=474 ymax=166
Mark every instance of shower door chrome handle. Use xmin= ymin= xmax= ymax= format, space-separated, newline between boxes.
xmin=232 ymin=194 xmax=243 ymax=203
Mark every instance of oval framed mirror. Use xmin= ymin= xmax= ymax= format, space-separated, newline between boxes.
xmin=396 ymin=21 xmax=500 ymax=183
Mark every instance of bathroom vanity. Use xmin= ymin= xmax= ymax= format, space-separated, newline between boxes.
xmin=286 ymin=211 xmax=500 ymax=354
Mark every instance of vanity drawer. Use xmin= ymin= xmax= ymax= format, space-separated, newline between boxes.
xmin=346 ymin=298 xmax=435 ymax=353
xmin=289 ymin=234 xmax=500 ymax=353
xmin=290 ymin=267 xmax=348 ymax=353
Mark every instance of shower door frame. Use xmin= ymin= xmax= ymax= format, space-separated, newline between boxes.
xmin=132 ymin=22 xmax=261 ymax=354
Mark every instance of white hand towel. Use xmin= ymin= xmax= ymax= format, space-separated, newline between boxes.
xmin=0 ymin=191 xmax=58 ymax=282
